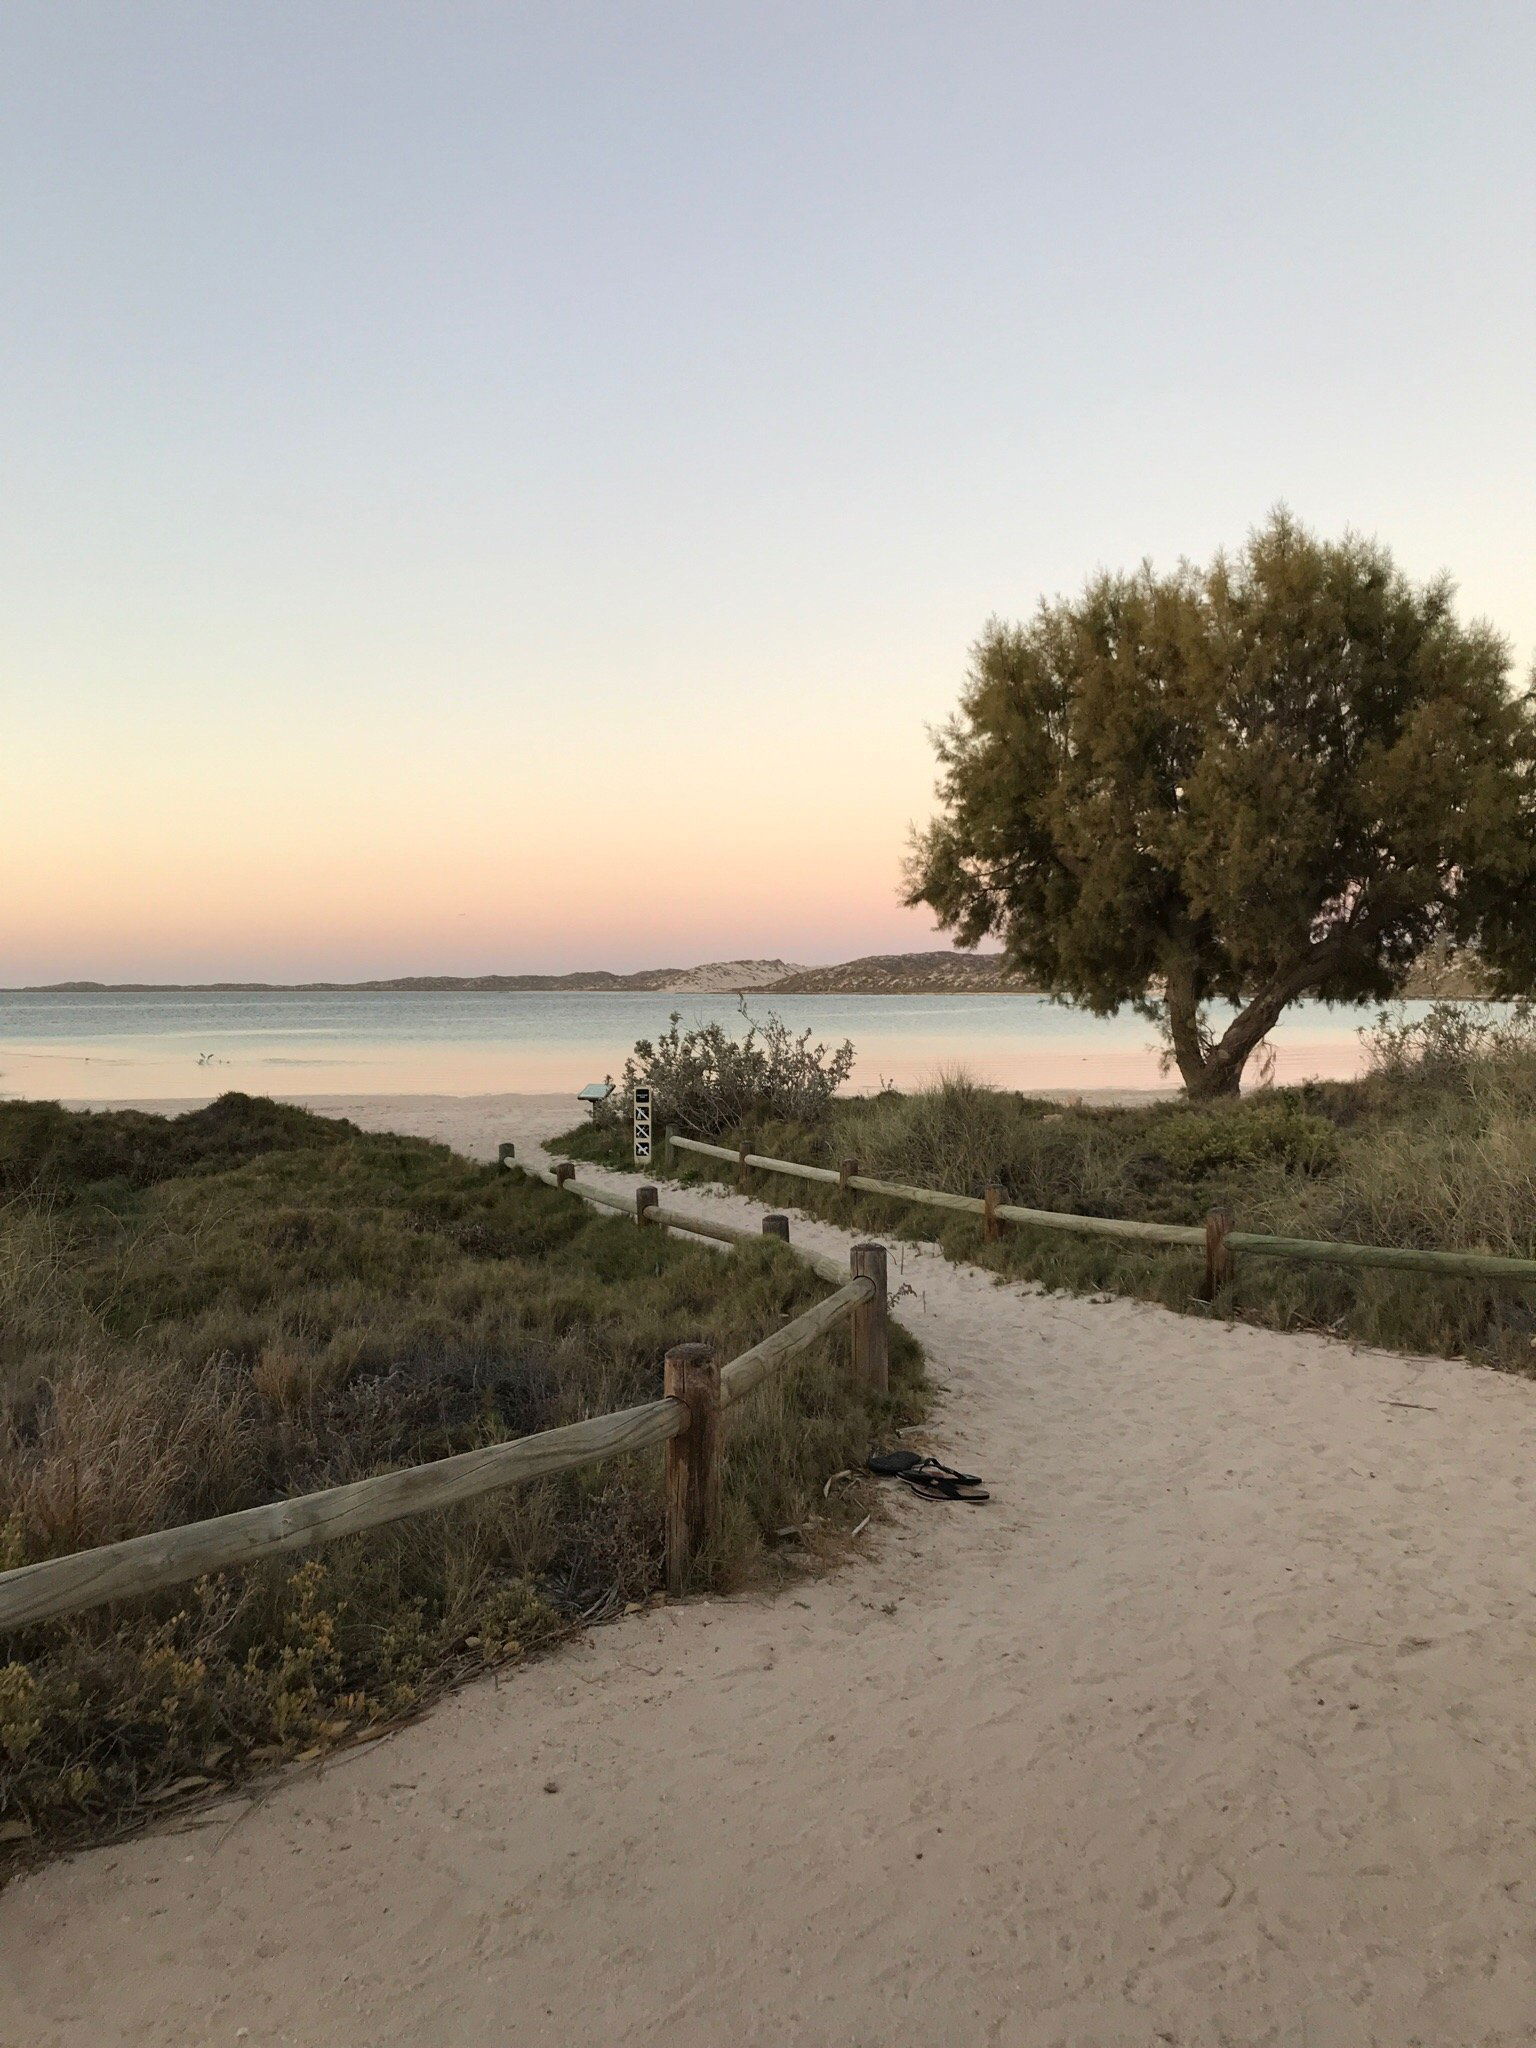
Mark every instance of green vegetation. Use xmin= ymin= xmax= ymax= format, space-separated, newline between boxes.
xmin=0 ymin=1096 xmax=923 ymax=1867
xmin=906 ymin=510 xmax=1536 ymax=1097
xmin=563 ymin=1005 xmax=1536 ymax=1373
xmin=607 ymin=1007 xmax=855 ymax=1139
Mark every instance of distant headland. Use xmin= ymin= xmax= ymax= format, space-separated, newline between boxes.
xmin=20 ymin=952 xmax=1027 ymax=996
xmin=17 ymin=941 xmax=1487 ymax=999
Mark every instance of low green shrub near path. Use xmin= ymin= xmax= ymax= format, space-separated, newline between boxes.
xmin=563 ymin=1005 xmax=1536 ymax=1374
xmin=0 ymin=1096 xmax=924 ymax=1868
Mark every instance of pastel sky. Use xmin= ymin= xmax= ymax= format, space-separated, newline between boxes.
xmin=3 ymin=3 xmax=1533 ymax=982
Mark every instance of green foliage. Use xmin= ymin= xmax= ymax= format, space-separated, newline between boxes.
xmin=0 ymin=1092 xmax=353 ymax=1202
xmin=908 ymin=511 xmax=1536 ymax=1096
xmin=1140 ymin=1097 xmax=1339 ymax=1179
xmin=606 ymin=1008 xmax=855 ymax=1138
xmin=1365 ymin=998 xmax=1536 ymax=1081
xmin=0 ymin=1099 xmax=923 ymax=1867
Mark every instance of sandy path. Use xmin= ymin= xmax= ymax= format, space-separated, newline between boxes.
xmin=6 ymin=1094 xmax=1536 ymax=2046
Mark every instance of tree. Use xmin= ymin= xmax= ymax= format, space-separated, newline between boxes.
xmin=906 ymin=511 xmax=1536 ymax=1098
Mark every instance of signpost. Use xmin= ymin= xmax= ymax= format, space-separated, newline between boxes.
xmin=632 ymin=1084 xmax=652 ymax=1165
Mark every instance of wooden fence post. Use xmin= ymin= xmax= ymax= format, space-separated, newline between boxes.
xmin=849 ymin=1243 xmax=889 ymax=1396
xmin=636 ymin=1184 xmax=658 ymax=1226
xmin=554 ymin=1162 xmax=575 ymax=1189
xmin=665 ymin=1124 xmax=678 ymax=1167
xmin=737 ymin=1137 xmax=751 ymax=1193
xmin=761 ymin=1214 xmax=790 ymax=1242
xmin=664 ymin=1342 xmax=721 ymax=1595
xmin=983 ymin=1183 xmax=1003 ymax=1242
xmin=839 ymin=1158 xmax=858 ymax=1196
xmin=1203 ymin=1205 xmax=1234 ymax=1302
xmin=498 ymin=1141 xmax=515 ymax=1167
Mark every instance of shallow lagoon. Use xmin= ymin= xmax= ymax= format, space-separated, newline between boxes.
xmin=0 ymin=987 xmax=1456 ymax=1102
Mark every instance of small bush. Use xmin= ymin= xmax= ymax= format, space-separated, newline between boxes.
xmin=1140 ymin=1097 xmax=1340 ymax=1179
xmin=1365 ymin=999 xmax=1536 ymax=1081
xmin=607 ymin=1009 xmax=855 ymax=1138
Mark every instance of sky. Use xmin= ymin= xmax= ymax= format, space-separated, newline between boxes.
xmin=3 ymin=2 xmax=1534 ymax=983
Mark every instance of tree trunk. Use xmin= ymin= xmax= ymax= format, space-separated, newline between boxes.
xmin=1163 ymin=962 xmax=1220 ymax=1096
xmin=1185 ymin=1037 xmax=1255 ymax=1099
xmin=1166 ymin=953 xmax=1334 ymax=1100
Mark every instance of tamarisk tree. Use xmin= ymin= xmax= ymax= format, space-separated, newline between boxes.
xmin=907 ymin=512 xmax=1536 ymax=1098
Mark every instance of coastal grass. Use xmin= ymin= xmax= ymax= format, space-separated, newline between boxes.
xmin=560 ymin=1013 xmax=1536 ymax=1373
xmin=0 ymin=1096 xmax=924 ymax=1869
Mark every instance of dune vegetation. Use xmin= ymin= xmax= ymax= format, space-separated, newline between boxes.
xmin=563 ymin=1003 xmax=1536 ymax=1374
xmin=0 ymin=1096 xmax=923 ymax=1867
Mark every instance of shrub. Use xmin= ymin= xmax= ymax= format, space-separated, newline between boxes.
xmin=0 ymin=1092 xmax=354 ymax=1202
xmin=1140 ymin=1096 xmax=1340 ymax=1179
xmin=609 ymin=1009 xmax=855 ymax=1138
xmin=0 ymin=1100 xmax=923 ymax=1867
xmin=1365 ymin=999 xmax=1536 ymax=1082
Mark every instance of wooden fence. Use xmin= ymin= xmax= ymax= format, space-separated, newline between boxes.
xmin=0 ymin=1165 xmax=888 ymax=1635
xmin=665 ymin=1133 xmax=1536 ymax=1296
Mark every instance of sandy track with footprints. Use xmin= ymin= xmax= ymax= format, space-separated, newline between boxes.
xmin=5 ymin=1091 xmax=1536 ymax=2046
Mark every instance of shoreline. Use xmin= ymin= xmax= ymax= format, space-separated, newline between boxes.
xmin=44 ymin=1086 xmax=1181 ymax=1130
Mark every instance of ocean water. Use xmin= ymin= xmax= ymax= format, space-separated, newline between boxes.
xmin=0 ymin=987 xmax=1447 ymax=1103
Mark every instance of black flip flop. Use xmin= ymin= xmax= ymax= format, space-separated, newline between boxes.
xmin=868 ymin=1449 xmax=984 ymax=1484
xmin=867 ymin=1448 xmax=925 ymax=1477
xmin=899 ymin=1469 xmax=990 ymax=1504
xmin=868 ymin=1450 xmax=989 ymax=1501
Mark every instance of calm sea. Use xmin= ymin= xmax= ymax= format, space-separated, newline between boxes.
xmin=0 ymin=987 xmax=1441 ymax=1103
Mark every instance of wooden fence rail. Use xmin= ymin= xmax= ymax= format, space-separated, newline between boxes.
xmin=503 ymin=1150 xmax=852 ymax=1284
xmin=0 ymin=1401 xmax=682 ymax=1635
xmin=0 ymin=1165 xmax=879 ymax=1635
xmin=666 ymin=1134 xmax=1536 ymax=1289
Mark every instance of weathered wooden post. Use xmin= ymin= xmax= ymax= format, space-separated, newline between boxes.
xmin=636 ymin=1184 xmax=658 ymax=1227
xmin=664 ymin=1342 xmax=721 ymax=1595
xmin=665 ymin=1124 xmax=679 ymax=1167
xmin=498 ymin=1141 xmax=515 ymax=1168
xmin=1203 ymin=1204 xmax=1234 ymax=1301
xmin=737 ymin=1137 xmax=751 ymax=1193
xmin=553 ymin=1161 xmax=575 ymax=1189
xmin=849 ymin=1243 xmax=889 ymax=1396
xmin=983 ymin=1183 xmax=1003 ymax=1243
xmin=839 ymin=1158 xmax=858 ymax=1196
xmin=761 ymin=1213 xmax=790 ymax=1242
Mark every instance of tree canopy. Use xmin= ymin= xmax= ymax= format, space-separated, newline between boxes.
xmin=907 ymin=511 xmax=1536 ymax=1097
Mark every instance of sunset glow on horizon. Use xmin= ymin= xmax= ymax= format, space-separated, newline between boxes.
xmin=4 ymin=6 xmax=1533 ymax=986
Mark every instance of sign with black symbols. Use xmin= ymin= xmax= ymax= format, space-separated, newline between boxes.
xmin=633 ymin=1085 xmax=652 ymax=1164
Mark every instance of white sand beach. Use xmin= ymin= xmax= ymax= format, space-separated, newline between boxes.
xmin=6 ymin=1092 xmax=1536 ymax=2045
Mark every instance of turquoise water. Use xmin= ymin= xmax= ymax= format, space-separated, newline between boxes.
xmin=0 ymin=988 xmax=1440 ymax=1101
